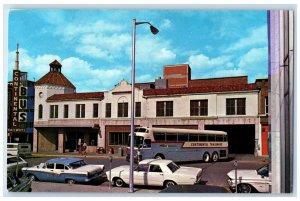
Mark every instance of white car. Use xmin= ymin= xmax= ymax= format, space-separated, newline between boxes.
xmin=106 ymin=159 xmax=202 ymax=188
xmin=7 ymin=155 xmax=28 ymax=177
xmin=227 ymin=164 xmax=270 ymax=193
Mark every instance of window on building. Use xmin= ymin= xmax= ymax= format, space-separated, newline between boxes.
xmin=38 ymin=104 xmax=43 ymax=119
xmin=109 ymin=132 xmax=130 ymax=146
xmin=190 ymin=100 xmax=208 ymax=116
xmin=135 ymin=102 xmax=141 ymax=117
xmin=105 ymin=103 xmax=111 ymax=118
xmin=76 ymin=104 xmax=85 ymax=118
xmin=118 ymin=102 xmax=128 ymax=117
xmin=265 ymin=97 xmax=268 ymax=115
xmin=50 ymin=105 xmax=58 ymax=118
xmin=64 ymin=105 xmax=68 ymax=118
xmin=226 ymin=98 xmax=246 ymax=115
xmin=156 ymin=101 xmax=173 ymax=117
xmin=93 ymin=103 xmax=99 ymax=118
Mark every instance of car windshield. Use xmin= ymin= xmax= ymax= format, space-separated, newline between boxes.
xmin=127 ymin=136 xmax=144 ymax=148
xmin=167 ymin=162 xmax=180 ymax=173
xmin=68 ymin=160 xmax=87 ymax=169
xmin=257 ymin=165 xmax=269 ymax=177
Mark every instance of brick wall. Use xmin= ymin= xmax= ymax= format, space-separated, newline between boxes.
xmin=189 ymin=76 xmax=248 ymax=88
xmin=163 ymin=64 xmax=191 ymax=88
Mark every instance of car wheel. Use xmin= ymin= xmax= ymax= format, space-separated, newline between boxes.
xmin=67 ymin=179 xmax=76 ymax=184
xmin=114 ymin=178 xmax=125 ymax=187
xmin=164 ymin=180 xmax=176 ymax=188
xmin=154 ymin=154 xmax=164 ymax=160
xmin=211 ymin=152 xmax=219 ymax=162
xmin=237 ymin=183 xmax=252 ymax=193
xmin=28 ymin=174 xmax=37 ymax=181
xmin=203 ymin=152 xmax=210 ymax=163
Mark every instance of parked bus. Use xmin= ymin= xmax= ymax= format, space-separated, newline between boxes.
xmin=7 ymin=143 xmax=32 ymax=157
xmin=126 ymin=127 xmax=228 ymax=162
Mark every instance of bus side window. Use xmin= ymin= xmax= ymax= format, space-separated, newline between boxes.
xmin=144 ymin=139 xmax=151 ymax=148
xmin=178 ymin=134 xmax=188 ymax=142
xmin=208 ymin=135 xmax=216 ymax=142
xmin=216 ymin=135 xmax=224 ymax=142
xmin=189 ymin=134 xmax=198 ymax=142
xmin=154 ymin=133 xmax=166 ymax=141
xmin=199 ymin=135 xmax=207 ymax=141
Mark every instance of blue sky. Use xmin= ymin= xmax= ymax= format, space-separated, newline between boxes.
xmin=8 ymin=9 xmax=268 ymax=92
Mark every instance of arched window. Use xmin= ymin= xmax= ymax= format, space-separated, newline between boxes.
xmin=38 ymin=104 xmax=43 ymax=119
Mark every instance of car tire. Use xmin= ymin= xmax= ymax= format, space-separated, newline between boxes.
xmin=211 ymin=152 xmax=219 ymax=162
xmin=67 ymin=179 xmax=76 ymax=184
xmin=237 ymin=183 xmax=252 ymax=193
xmin=164 ymin=180 xmax=176 ymax=188
xmin=203 ymin=152 xmax=210 ymax=163
xmin=154 ymin=154 xmax=165 ymax=160
xmin=114 ymin=177 xmax=125 ymax=187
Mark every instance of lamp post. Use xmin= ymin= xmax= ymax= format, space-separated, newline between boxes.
xmin=129 ymin=19 xmax=159 ymax=193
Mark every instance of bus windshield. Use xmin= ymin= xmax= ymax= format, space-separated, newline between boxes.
xmin=127 ymin=136 xmax=144 ymax=148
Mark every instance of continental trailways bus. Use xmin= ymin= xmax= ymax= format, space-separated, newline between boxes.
xmin=126 ymin=127 xmax=228 ymax=163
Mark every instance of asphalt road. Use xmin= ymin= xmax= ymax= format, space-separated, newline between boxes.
xmin=22 ymin=154 xmax=268 ymax=193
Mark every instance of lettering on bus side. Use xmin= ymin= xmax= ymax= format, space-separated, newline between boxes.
xmin=182 ymin=142 xmax=227 ymax=148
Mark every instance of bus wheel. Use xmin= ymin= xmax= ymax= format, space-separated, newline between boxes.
xmin=203 ymin=152 xmax=210 ymax=163
xmin=211 ymin=152 xmax=219 ymax=162
xmin=154 ymin=154 xmax=165 ymax=160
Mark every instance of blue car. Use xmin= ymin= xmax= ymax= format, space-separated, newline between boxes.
xmin=22 ymin=158 xmax=105 ymax=184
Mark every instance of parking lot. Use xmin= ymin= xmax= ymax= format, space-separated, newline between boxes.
xmin=21 ymin=153 xmax=268 ymax=193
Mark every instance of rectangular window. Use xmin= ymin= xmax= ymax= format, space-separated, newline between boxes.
xmin=226 ymin=98 xmax=246 ymax=115
xmin=50 ymin=105 xmax=58 ymax=118
xmin=156 ymin=101 xmax=173 ymax=117
xmin=105 ymin=103 xmax=111 ymax=118
xmin=153 ymin=133 xmax=166 ymax=141
xmin=189 ymin=134 xmax=198 ymax=142
xmin=64 ymin=105 xmax=68 ymax=118
xmin=265 ymin=97 xmax=268 ymax=114
xmin=135 ymin=102 xmax=141 ymax=117
xmin=75 ymin=104 xmax=85 ymax=118
xmin=178 ymin=134 xmax=188 ymax=142
xmin=166 ymin=133 xmax=177 ymax=141
xmin=93 ymin=103 xmax=98 ymax=118
xmin=109 ymin=132 xmax=130 ymax=146
xmin=190 ymin=100 xmax=208 ymax=116
xmin=118 ymin=102 xmax=128 ymax=117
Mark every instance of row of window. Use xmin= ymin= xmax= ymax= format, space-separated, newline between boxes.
xmin=153 ymin=132 xmax=227 ymax=142
xmin=38 ymin=98 xmax=247 ymax=119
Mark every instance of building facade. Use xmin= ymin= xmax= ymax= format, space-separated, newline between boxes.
xmin=33 ymin=61 xmax=268 ymax=158
xmin=268 ymin=10 xmax=294 ymax=193
xmin=7 ymin=45 xmax=35 ymax=145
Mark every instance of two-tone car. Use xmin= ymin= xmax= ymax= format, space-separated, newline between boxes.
xmin=22 ymin=157 xmax=105 ymax=184
xmin=107 ymin=159 xmax=202 ymax=188
xmin=227 ymin=164 xmax=270 ymax=193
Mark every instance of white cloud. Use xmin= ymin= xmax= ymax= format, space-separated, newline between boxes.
xmin=136 ymin=74 xmax=153 ymax=83
xmin=133 ymin=35 xmax=176 ymax=65
xmin=187 ymin=54 xmax=233 ymax=70
xmin=8 ymin=49 xmax=131 ymax=92
xmin=225 ymin=25 xmax=267 ymax=52
xmin=238 ymin=47 xmax=268 ymax=71
xmin=160 ymin=19 xmax=171 ymax=29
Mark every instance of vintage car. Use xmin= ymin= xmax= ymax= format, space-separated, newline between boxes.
xmin=106 ymin=159 xmax=202 ymax=188
xmin=7 ymin=173 xmax=32 ymax=192
xmin=7 ymin=155 xmax=28 ymax=177
xmin=22 ymin=157 xmax=105 ymax=184
xmin=227 ymin=164 xmax=270 ymax=193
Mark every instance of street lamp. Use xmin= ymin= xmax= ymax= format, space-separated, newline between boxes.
xmin=129 ymin=19 xmax=159 ymax=193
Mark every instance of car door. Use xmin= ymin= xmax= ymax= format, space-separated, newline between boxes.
xmin=134 ymin=164 xmax=149 ymax=185
xmin=147 ymin=164 xmax=164 ymax=186
xmin=52 ymin=163 xmax=66 ymax=182
xmin=39 ymin=163 xmax=55 ymax=182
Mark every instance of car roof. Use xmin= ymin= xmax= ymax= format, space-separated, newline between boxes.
xmin=139 ymin=159 xmax=173 ymax=165
xmin=45 ymin=158 xmax=83 ymax=165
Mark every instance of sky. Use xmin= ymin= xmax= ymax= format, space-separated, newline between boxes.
xmin=7 ymin=9 xmax=268 ymax=92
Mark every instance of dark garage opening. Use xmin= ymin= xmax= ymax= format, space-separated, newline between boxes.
xmin=205 ymin=125 xmax=255 ymax=154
